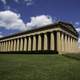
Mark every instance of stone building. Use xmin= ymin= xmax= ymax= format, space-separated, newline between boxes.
xmin=0 ymin=21 xmax=79 ymax=54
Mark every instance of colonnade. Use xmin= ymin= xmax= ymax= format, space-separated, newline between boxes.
xmin=57 ymin=32 xmax=77 ymax=53
xmin=0 ymin=32 xmax=54 ymax=52
xmin=0 ymin=31 xmax=78 ymax=53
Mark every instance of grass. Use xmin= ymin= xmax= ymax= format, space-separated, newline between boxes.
xmin=0 ymin=54 xmax=80 ymax=80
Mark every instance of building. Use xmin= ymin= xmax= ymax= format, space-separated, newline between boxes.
xmin=0 ymin=21 xmax=79 ymax=54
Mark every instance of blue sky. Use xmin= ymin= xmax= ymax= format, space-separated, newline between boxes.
xmin=0 ymin=0 xmax=80 ymax=37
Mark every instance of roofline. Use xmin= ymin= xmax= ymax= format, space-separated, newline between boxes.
xmin=0 ymin=21 xmax=79 ymax=40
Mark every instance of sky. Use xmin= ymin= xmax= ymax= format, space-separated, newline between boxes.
xmin=0 ymin=0 xmax=80 ymax=46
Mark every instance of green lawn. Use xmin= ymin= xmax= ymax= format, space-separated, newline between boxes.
xmin=0 ymin=54 xmax=80 ymax=80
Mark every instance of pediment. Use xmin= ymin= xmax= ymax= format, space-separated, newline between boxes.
xmin=58 ymin=21 xmax=77 ymax=34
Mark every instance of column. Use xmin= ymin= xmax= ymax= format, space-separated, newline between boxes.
xmin=5 ymin=41 xmax=7 ymax=51
xmin=31 ymin=36 xmax=33 ymax=51
xmin=20 ymin=38 xmax=23 ymax=51
xmin=44 ymin=33 xmax=47 ymax=50
xmin=61 ymin=33 xmax=64 ymax=52
xmin=50 ymin=32 xmax=54 ymax=50
xmin=64 ymin=34 xmax=67 ymax=52
xmin=28 ymin=36 xmax=31 ymax=51
xmin=16 ymin=38 xmax=19 ymax=51
xmin=1 ymin=42 xmax=3 ymax=51
xmin=3 ymin=42 xmax=5 ymax=51
xmin=75 ymin=39 xmax=78 ymax=51
xmin=26 ymin=37 xmax=28 ymax=51
xmin=7 ymin=41 xmax=9 ymax=51
xmin=70 ymin=36 xmax=71 ymax=53
xmin=2 ymin=42 xmax=4 ymax=51
xmin=8 ymin=40 xmax=10 ymax=51
xmin=13 ymin=39 xmax=16 ymax=51
xmin=33 ymin=35 xmax=36 ymax=51
xmin=11 ymin=40 xmax=13 ymax=51
xmin=38 ymin=34 xmax=41 ymax=51
xmin=24 ymin=37 xmax=27 ymax=51
xmin=71 ymin=38 xmax=73 ymax=52
xmin=13 ymin=40 xmax=15 ymax=51
xmin=57 ymin=32 xmax=61 ymax=52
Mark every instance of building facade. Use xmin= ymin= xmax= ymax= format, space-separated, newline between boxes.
xmin=0 ymin=22 xmax=79 ymax=54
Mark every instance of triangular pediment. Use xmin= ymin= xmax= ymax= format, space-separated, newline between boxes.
xmin=58 ymin=21 xmax=77 ymax=34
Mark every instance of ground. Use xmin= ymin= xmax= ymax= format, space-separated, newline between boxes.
xmin=0 ymin=54 xmax=80 ymax=80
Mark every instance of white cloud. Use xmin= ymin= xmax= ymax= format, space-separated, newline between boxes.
xmin=24 ymin=0 xmax=33 ymax=6
xmin=0 ymin=10 xmax=54 ymax=31
xmin=26 ymin=15 xmax=53 ymax=30
xmin=76 ymin=28 xmax=80 ymax=32
xmin=1 ymin=0 xmax=6 ymax=4
xmin=0 ymin=10 xmax=26 ymax=30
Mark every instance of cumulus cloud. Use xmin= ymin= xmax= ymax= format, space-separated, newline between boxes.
xmin=0 ymin=10 xmax=26 ymax=30
xmin=0 ymin=10 xmax=54 ymax=31
xmin=26 ymin=15 xmax=53 ymax=30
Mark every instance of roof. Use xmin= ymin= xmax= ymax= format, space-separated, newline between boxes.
xmin=0 ymin=21 xmax=79 ymax=40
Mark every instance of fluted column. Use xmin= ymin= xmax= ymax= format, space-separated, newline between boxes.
xmin=4 ymin=41 xmax=6 ymax=52
xmin=6 ymin=41 xmax=8 ymax=51
xmin=38 ymin=34 xmax=41 ymax=51
xmin=24 ymin=37 xmax=27 ymax=51
xmin=75 ymin=39 xmax=78 ymax=52
xmin=2 ymin=42 xmax=3 ymax=52
xmin=44 ymin=33 xmax=47 ymax=50
xmin=71 ymin=37 xmax=73 ymax=52
xmin=20 ymin=38 xmax=23 ymax=51
xmin=13 ymin=39 xmax=16 ymax=51
xmin=50 ymin=32 xmax=54 ymax=50
xmin=11 ymin=40 xmax=13 ymax=51
xmin=33 ymin=35 xmax=36 ymax=51
xmin=28 ymin=36 xmax=31 ymax=51
xmin=8 ymin=40 xmax=10 ymax=51
xmin=16 ymin=38 xmax=19 ymax=51
xmin=61 ymin=33 xmax=64 ymax=52
xmin=4 ymin=42 xmax=5 ymax=51
xmin=67 ymin=36 xmax=69 ymax=52
xmin=5 ymin=41 xmax=7 ymax=51
xmin=64 ymin=34 xmax=67 ymax=52
xmin=26 ymin=37 xmax=29 ymax=51
xmin=69 ymin=36 xmax=71 ymax=52
xmin=70 ymin=37 xmax=71 ymax=52
xmin=57 ymin=32 xmax=61 ymax=52
xmin=1 ymin=42 xmax=3 ymax=51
